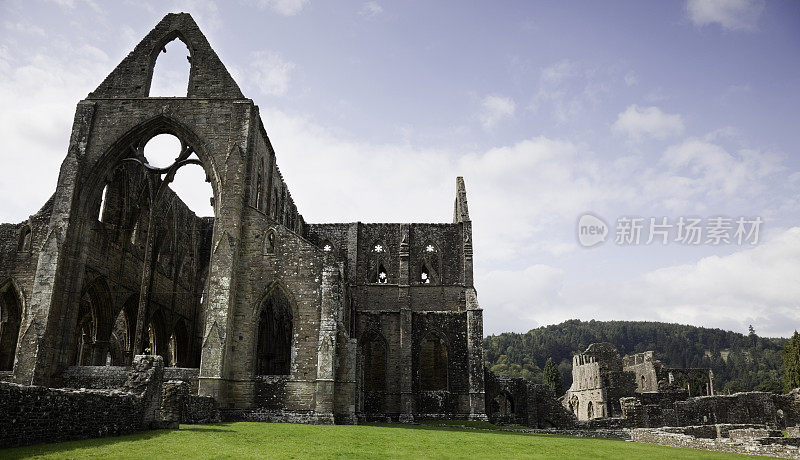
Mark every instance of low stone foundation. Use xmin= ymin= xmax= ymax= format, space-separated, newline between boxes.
xmin=221 ymin=408 xmax=335 ymax=424
xmin=631 ymin=426 xmax=800 ymax=459
xmin=0 ymin=382 xmax=143 ymax=447
xmin=58 ymin=365 xmax=131 ymax=389
xmin=0 ymin=355 xmax=196 ymax=448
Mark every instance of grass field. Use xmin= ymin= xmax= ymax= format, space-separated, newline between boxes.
xmin=0 ymin=422 xmax=759 ymax=459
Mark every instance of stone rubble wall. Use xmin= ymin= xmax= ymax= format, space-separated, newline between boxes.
xmin=57 ymin=365 xmax=131 ymax=389
xmin=630 ymin=426 xmax=800 ymax=459
xmin=0 ymin=355 xmax=215 ymax=448
xmin=0 ymin=382 xmax=143 ymax=448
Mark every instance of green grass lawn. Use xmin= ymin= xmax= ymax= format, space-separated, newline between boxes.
xmin=0 ymin=422 xmax=761 ymax=459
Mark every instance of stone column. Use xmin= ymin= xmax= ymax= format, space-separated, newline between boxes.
xmin=398 ymin=225 xmax=415 ymax=422
xmin=466 ymin=289 xmax=487 ymax=420
xmin=198 ymin=101 xmax=250 ymax=404
xmin=314 ymin=263 xmax=340 ymax=423
xmin=14 ymin=102 xmax=97 ymax=385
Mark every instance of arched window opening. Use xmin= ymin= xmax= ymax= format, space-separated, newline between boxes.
xmin=364 ymin=338 xmax=386 ymax=392
xmin=587 ymin=401 xmax=594 ymax=419
xmin=256 ymin=287 xmax=293 ymax=375
xmin=265 ymin=230 xmax=276 ymax=254
xmin=492 ymin=393 xmax=514 ymax=416
xmin=640 ymin=375 xmax=646 ymax=390
xmin=256 ymin=158 xmax=265 ymax=211
xmin=0 ymin=282 xmax=22 ymax=371
xmin=167 ymin=334 xmax=177 ymax=367
xmin=74 ymin=307 xmax=95 ymax=366
xmin=142 ymin=312 xmax=166 ymax=359
xmin=377 ymin=264 xmax=388 ymax=284
xmin=109 ymin=304 xmax=133 ymax=366
xmin=149 ymin=37 xmax=191 ymax=97
xmin=73 ymin=278 xmax=113 ymax=366
xmin=141 ymin=135 xmax=213 ymax=217
xmin=420 ymin=264 xmax=430 ymax=284
xmin=17 ymin=226 xmax=31 ymax=252
xmin=419 ymin=333 xmax=448 ymax=391
xmin=171 ymin=319 xmax=191 ymax=368
xmin=362 ymin=335 xmax=387 ymax=414
xmin=105 ymin=352 xmax=112 ymax=366
xmin=420 ymin=242 xmax=441 ymax=285
xmin=270 ymin=189 xmax=278 ymax=219
xmin=98 ymin=184 xmax=108 ymax=221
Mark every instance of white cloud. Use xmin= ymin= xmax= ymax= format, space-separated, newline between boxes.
xmin=479 ymin=95 xmax=515 ymax=130
xmin=612 ymin=105 xmax=684 ymax=142
xmin=359 ymin=1 xmax=383 ymax=18
xmin=658 ymin=138 xmax=782 ymax=200
xmin=686 ymin=0 xmax=764 ymax=31
xmin=530 ymin=59 xmax=613 ymax=123
xmin=255 ymin=0 xmax=309 ymax=16
xmin=249 ymin=51 xmax=295 ymax=96
xmin=624 ymin=71 xmax=638 ymax=87
xmin=483 ymin=227 xmax=800 ymax=337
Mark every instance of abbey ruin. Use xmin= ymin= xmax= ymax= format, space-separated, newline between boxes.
xmin=2 ymin=14 xmax=800 ymax=457
xmin=0 ymin=12 xmax=489 ymax=437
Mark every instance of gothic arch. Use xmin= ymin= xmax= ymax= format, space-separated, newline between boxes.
xmin=109 ymin=295 xmax=136 ymax=366
xmin=320 ymin=239 xmax=336 ymax=257
xmin=264 ymin=228 xmax=277 ymax=255
xmin=17 ymin=225 xmax=32 ymax=252
xmin=80 ymin=115 xmax=222 ymax=225
xmin=419 ymin=330 xmax=449 ymax=391
xmin=359 ymin=329 xmax=388 ymax=414
xmin=73 ymin=276 xmax=112 ymax=366
xmin=253 ymin=282 xmax=296 ymax=376
xmin=369 ymin=240 xmax=390 ymax=284
xmin=170 ymin=318 xmax=191 ymax=367
xmin=143 ymin=309 xmax=168 ymax=358
xmin=418 ymin=241 xmax=442 ymax=285
xmin=0 ymin=279 xmax=23 ymax=371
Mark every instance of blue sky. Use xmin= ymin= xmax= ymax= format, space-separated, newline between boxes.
xmin=1 ymin=0 xmax=799 ymax=336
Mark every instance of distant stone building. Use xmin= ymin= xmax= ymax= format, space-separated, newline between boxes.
xmin=0 ymin=13 xmax=486 ymax=424
xmin=563 ymin=343 xmax=637 ymax=420
xmin=564 ymin=343 xmax=714 ymax=421
xmin=622 ymin=351 xmax=714 ymax=397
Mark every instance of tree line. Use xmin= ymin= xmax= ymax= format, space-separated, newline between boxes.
xmin=484 ymin=319 xmax=796 ymax=395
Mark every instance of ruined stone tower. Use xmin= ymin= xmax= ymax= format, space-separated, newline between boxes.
xmin=0 ymin=13 xmax=486 ymax=423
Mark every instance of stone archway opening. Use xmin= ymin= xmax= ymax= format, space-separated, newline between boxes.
xmin=256 ymin=287 xmax=293 ymax=376
xmin=0 ymin=282 xmax=22 ymax=371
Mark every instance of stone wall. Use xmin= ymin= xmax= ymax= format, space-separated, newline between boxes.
xmin=0 ymin=382 xmax=143 ymax=448
xmin=58 ymin=365 xmax=130 ymax=389
xmin=0 ymin=355 xmax=167 ymax=448
xmin=630 ymin=426 xmax=800 ymax=459
xmin=484 ymin=370 xmax=576 ymax=428
xmin=674 ymin=392 xmax=778 ymax=426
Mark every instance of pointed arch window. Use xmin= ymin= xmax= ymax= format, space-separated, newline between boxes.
xmin=256 ymin=158 xmax=265 ymax=211
xmin=321 ymin=239 xmax=335 ymax=256
xmin=256 ymin=287 xmax=293 ymax=375
xmin=98 ymin=184 xmax=109 ymax=221
xmin=419 ymin=333 xmax=448 ymax=391
xmin=148 ymin=37 xmax=191 ymax=97
xmin=0 ymin=282 xmax=22 ymax=371
xmin=17 ymin=226 xmax=31 ymax=252
xmin=265 ymin=229 xmax=276 ymax=254
xmin=370 ymin=241 xmax=389 ymax=284
xmin=419 ymin=241 xmax=441 ymax=285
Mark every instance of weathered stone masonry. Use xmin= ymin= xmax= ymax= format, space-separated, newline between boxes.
xmin=0 ymin=12 xmax=487 ymax=438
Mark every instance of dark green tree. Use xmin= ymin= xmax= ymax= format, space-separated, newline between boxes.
xmin=783 ymin=331 xmax=800 ymax=392
xmin=543 ymin=357 xmax=562 ymax=394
